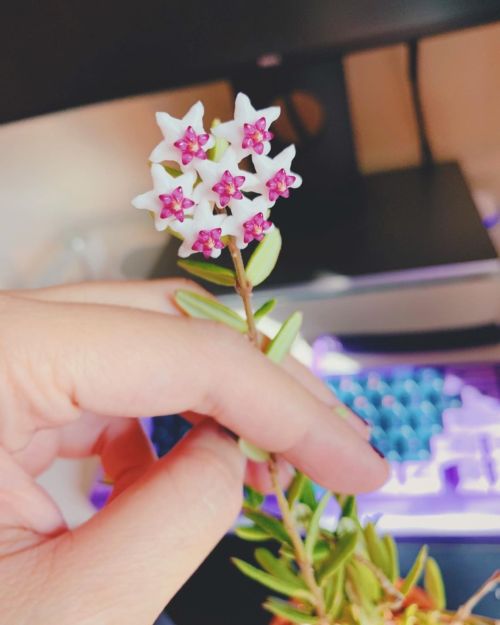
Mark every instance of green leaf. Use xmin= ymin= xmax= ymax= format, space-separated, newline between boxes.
xmin=265 ymin=311 xmax=303 ymax=364
xmin=382 ymin=535 xmax=400 ymax=583
xmin=239 ymin=438 xmax=270 ymax=463
xmin=300 ymin=478 xmax=318 ymax=511
xmin=402 ymin=604 xmax=418 ymax=625
xmin=347 ymin=560 xmax=382 ymax=604
xmin=234 ymin=525 xmax=270 ymax=542
xmin=305 ymin=492 xmax=331 ymax=560
xmin=312 ymin=540 xmax=330 ymax=563
xmin=232 ymin=559 xmax=313 ymax=601
xmin=325 ymin=566 xmax=346 ymax=619
xmin=244 ymin=485 xmax=265 ymax=509
xmin=174 ymin=289 xmax=247 ymax=332
xmin=364 ymin=523 xmax=390 ymax=579
xmin=424 ymin=557 xmax=446 ymax=610
xmin=244 ymin=510 xmax=292 ymax=546
xmin=263 ymin=598 xmax=317 ymax=625
xmin=401 ymin=545 xmax=428 ymax=596
xmin=318 ymin=528 xmax=358 ymax=585
xmin=286 ymin=471 xmax=307 ymax=507
xmin=254 ymin=548 xmax=304 ymax=586
xmin=207 ymin=118 xmax=229 ymax=162
xmin=177 ymin=259 xmax=236 ymax=287
xmin=246 ymin=227 xmax=282 ymax=287
xmin=337 ymin=495 xmax=357 ymax=521
xmin=161 ymin=164 xmax=182 ymax=177
xmin=253 ymin=298 xmax=277 ymax=323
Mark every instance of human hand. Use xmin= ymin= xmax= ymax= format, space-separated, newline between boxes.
xmin=0 ymin=279 xmax=387 ymax=625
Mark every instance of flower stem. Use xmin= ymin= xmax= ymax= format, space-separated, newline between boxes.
xmin=227 ymin=238 xmax=258 ymax=345
xmin=226 ymin=239 xmax=329 ymax=624
xmin=452 ymin=570 xmax=499 ymax=625
xmin=268 ymin=455 xmax=329 ymax=624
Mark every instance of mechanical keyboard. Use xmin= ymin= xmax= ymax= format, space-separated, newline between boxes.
xmin=322 ymin=362 xmax=500 ymax=536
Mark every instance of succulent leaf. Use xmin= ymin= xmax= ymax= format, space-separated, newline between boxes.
xmin=177 ymin=259 xmax=236 ymax=286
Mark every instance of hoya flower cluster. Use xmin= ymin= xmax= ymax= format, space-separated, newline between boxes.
xmin=132 ymin=93 xmax=302 ymax=259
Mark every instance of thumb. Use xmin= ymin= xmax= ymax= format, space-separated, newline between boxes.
xmin=44 ymin=421 xmax=245 ymax=625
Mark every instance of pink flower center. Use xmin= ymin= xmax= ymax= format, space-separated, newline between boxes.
xmin=174 ymin=126 xmax=210 ymax=166
xmin=158 ymin=187 xmax=195 ymax=222
xmin=192 ymin=228 xmax=225 ymax=258
xmin=212 ymin=170 xmax=245 ymax=207
xmin=242 ymin=117 xmax=273 ymax=155
xmin=243 ymin=212 xmax=272 ymax=244
xmin=266 ymin=168 xmax=296 ymax=202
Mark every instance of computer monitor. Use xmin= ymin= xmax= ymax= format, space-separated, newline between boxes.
xmin=2 ymin=1 xmax=499 ymax=283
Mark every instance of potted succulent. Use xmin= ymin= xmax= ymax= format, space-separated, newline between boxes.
xmin=132 ymin=93 xmax=499 ymax=625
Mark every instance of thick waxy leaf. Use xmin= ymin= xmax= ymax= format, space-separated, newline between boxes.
xmin=300 ymin=478 xmax=319 ymax=511
xmin=286 ymin=471 xmax=307 ymax=507
xmin=364 ymin=523 xmax=390 ymax=578
xmin=208 ymin=118 xmax=228 ymax=162
xmin=244 ymin=485 xmax=265 ymax=509
xmin=239 ymin=438 xmax=270 ymax=463
xmin=337 ymin=494 xmax=357 ymax=521
xmin=424 ymin=557 xmax=446 ymax=610
xmin=177 ymin=259 xmax=236 ymax=286
xmin=161 ymin=164 xmax=182 ymax=177
xmin=325 ymin=566 xmax=346 ymax=619
xmin=305 ymin=492 xmax=331 ymax=559
xmin=254 ymin=548 xmax=304 ymax=587
xmin=174 ymin=289 xmax=247 ymax=332
xmin=232 ymin=559 xmax=313 ymax=601
xmin=246 ymin=227 xmax=282 ymax=287
xmin=244 ymin=510 xmax=292 ymax=546
xmin=263 ymin=598 xmax=318 ymax=625
xmin=348 ymin=560 xmax=382 ymax=604
xmin=401 ymin=545 xmax=428 ymax=596
xmin=235 ymin=525 xmax=270 ymax=542
xmin=382 ymin=535 xmax=400 ymax=583
xmin=265 ymin=311 xmax=303 ymax=364
xmin=318 ymin=528 xmax=358 ymax=584
xmin=253 ymin=298 xmax=277 ymax=323
xmin=312 ymin=540 xmax=330 ymax=563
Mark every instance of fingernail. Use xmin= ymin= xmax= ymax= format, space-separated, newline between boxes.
xmin=219 ymin=425 xmax=239 ymax=441
xmin=354 ymin=412 xmax=370 ymax=427
xmin=335 ymin=405 xmax=371 ymax=430
xmin=370 ymin=442 xmax=385 ymax=459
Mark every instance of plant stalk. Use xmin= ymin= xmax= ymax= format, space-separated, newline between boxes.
xmin=227 ymin=239 xmax=329 ymax=624
xmin=268 ymin=455 xmax=329 ymax=624
xmin=227 ymin=238 xmax=258 ymax=345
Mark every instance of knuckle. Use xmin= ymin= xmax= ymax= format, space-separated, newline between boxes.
xmin=183 ymin=443 xmax=244 ymax=522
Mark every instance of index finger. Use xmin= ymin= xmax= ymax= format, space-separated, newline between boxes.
xmin=2 ymin=294 xmax=388 ymax=493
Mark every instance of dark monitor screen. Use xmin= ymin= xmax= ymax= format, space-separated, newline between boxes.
xmin=2 ymin=0 xmax=500 ymax=123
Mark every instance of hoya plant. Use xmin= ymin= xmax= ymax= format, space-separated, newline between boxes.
xmin=132 ymin=94 xmax=498 ymax=625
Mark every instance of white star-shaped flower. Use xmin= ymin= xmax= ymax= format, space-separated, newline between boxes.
xmin=225 ymin=196 xmax=274 ymax=249
xmin=194 ymin=148 xmax=256 ymax=209
xmin=172 ymin=200 xmax=230 ymax=259
xmin=248 ymin=145 xmax=302 ymax=205
xmin=212 ymin=93 xmax=280 ymax=161
xmin=131 ymin=164 xmax=197 ymax=231
xmin=149 ymin=101 xmax=215 ymax=170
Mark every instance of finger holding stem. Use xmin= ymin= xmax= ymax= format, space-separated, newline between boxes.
xmin=227 ymin=238 xmax=329 ymax=623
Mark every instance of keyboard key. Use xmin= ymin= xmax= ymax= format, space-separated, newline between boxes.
xmin=453 ymin=458 xmax=491 ymax=495
xmin=402 ymin=461 xmax=443 ymax=495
